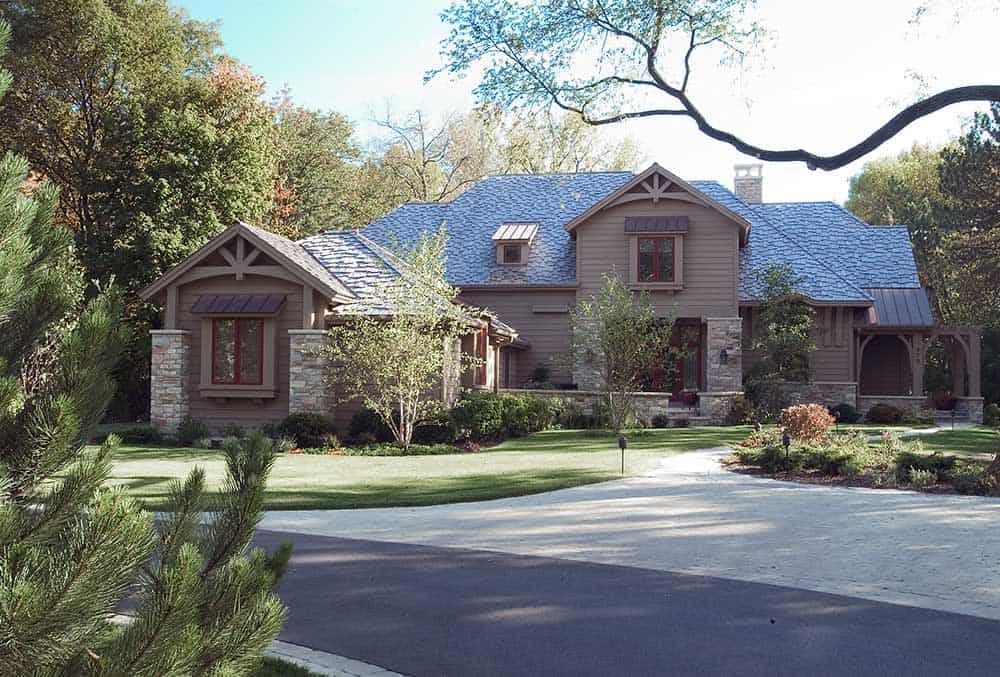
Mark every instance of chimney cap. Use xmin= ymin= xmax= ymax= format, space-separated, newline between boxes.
xmin=734 ymin=163 xmax=763 ymax=177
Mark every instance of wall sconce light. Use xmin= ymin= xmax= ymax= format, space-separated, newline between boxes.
xmin=719 ymin=348 xmax=729 ymax=365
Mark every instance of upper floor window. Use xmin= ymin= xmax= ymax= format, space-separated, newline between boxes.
xmin=502 ymin=244 xmax=522 ymax=264
xmin=212 ymin=318 xmax=263 ymax=385
xmin=637 ymin=237 xmax=676 ymax=283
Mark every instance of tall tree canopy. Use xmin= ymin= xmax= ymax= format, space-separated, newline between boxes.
xmin=432 ymin=0 xmax=999 ymax=170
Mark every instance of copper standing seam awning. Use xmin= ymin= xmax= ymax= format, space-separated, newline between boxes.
xmin=190 ymin=294 xmax=286 ymax=314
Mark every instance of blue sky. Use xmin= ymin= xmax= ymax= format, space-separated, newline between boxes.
xmin=182 ymin=0 xmax=999 ymax=204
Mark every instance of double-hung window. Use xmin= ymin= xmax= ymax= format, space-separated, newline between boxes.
xmin=211 ymin=318 xmax=263 ymax=385
xmin=637 ymin=237 xmax=676 ymax=283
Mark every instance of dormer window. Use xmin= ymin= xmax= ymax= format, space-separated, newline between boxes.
xmin=493 ymin=222 xmax=538 ymax=266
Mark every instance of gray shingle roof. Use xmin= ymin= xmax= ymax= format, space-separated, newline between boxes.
xmin=300 ymin=169 xmax=923 ymax=306
xmin=299 ymin=230 xmax=403 ymax=314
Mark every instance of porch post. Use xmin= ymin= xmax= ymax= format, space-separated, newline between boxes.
xmin=150 ymin=330 xmax=190 ymax=433
xmin=701 ymin=317 xmax=743 ymax=422
xmin=950 ymin=338 xmax=967 ymax=396
xmin=909 ymin=334 xmax=926 ymax=397
xmin=969 ymin=329 xmax=982 ymax=398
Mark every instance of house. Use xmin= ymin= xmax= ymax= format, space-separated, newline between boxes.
xmin=140 ymin=163 xmax=985 ymax=432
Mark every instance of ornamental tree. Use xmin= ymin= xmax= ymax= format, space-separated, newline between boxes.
xmin=322 ymin=228 xmax=481 ymax=449
xmin=433 ymin=0 xmax=999 ymax=170
xmin=570 ymin=272 xmax=675 ymax=432
xmin=750 ymin=263 xmax=815 ymax=381
xmin=0 ymin=20 xmax=289 ymax=671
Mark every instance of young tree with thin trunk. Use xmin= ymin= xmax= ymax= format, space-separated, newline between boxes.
xmin=570 ymin=272 xmax=674 ymax=432
xmin=322 ymin=228 xmax=481 ymax=449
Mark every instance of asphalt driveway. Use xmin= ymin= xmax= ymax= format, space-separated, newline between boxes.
xmin=257 ymin=529 xmax=1000 ymax=677
xmin=261 ymin=448 xmax=1000 ymax=620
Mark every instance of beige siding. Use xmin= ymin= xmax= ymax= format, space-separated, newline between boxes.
xmin=460 ymin=289 xmax=577 ymax=387
xmin=575 ymin=200 xmax=740 ymax=318
xmin=176 ymin=274 xmax=303 ymax=433
xmin=741 ymin=304 xmax=856 ymax=382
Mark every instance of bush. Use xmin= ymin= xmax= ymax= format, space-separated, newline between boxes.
xmin=412 ymin=411 xmax=458 ymax=444
xmin=757 ymin=444 xmax=802 ymax=473
xmin=828 ymin=402 xmax=859 ymax=424
xmin=893 ymin=447 xmax=956 ymax=483
xmin=558 ymin=401 xmax=598 ymax=429
xmin=724 ymin=395 xmax=753 ymax=425
xmin=743 ymin=376 xmax=789 ymax=423
xmin=117 ymin=425 xmax=163 ymax=444
xmin=779 ymin=403 xmax=835 ymax=443
xmin=983 ymin=403 xmax=1000 ymax=428
xmin=947 ymin=461 xmax=987 ymax=495
xmin=221 ymin=423 xmax=245 ymax=439
xmin=342 ymin=442 xmax=462 ymax=456
xmin=176 ymin=416 xmax=210 ymax=447
xmin=451 ymin=391 xmax=561 ymax=441
xmin=278 ymin=413 xmax=337 ymax=448
xmin=273 ymin=437 xmax=297 ymax=454
xmin=650 ymin=414 xmax=671 ymax=429
xmin=738 ymin=428 xmax=780 ymax=449
xmin=866 ymin=403 xmax=904 ymax=424
xmin=192 ymin=436 xmax=213 ymax=450
xmin=908 ymin=467 xmax=937 ymax=489
xmin=348 ymin=408 xmax=394 ymax=443
xmin=801 ymin=445 xmax=855 ymax=475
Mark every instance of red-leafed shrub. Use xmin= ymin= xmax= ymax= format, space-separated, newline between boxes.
xmin=779 ymin=403 xmax=835 ymax=443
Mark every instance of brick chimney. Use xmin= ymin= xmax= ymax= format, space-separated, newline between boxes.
xmin=734 ymin=164 xmax=763 ymax=204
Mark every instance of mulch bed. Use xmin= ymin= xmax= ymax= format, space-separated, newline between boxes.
xmin=721 ymin=455 xmax=961 ymax=495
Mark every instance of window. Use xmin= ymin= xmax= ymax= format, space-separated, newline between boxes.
xmin=502 ymin=244 xmax=522 ymax=264
xmin=211 ymin=318 xmax=263 ymax=385
xmin=476 ymin=326 xmax=488 ymax=385
xmin=637 ymin=237 xmax=676 ymax=283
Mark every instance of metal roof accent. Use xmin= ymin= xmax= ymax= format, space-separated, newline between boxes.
xmin=624 ymin=216 xmax=689 ymax=233
xmin=190 ymin=294 xmax=286 ymax=315
xmin=492 ymin=222 xmax=539 ymax=242
xmin=865 ymin=287 xmax=935 ymax=326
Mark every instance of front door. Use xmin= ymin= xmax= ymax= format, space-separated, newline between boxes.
xmin=671 ymin=323 xmax=702 ymax=401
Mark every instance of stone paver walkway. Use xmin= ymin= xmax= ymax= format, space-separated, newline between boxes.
xmin=261 ymin=447 xmax=1000 ymax=620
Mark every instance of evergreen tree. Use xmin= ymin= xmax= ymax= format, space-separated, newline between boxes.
xmin=0 ymin=20 xmax=289 ymax=675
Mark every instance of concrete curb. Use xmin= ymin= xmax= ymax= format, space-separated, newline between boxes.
xmin=267 ymin=640 xmax=408 ymax=677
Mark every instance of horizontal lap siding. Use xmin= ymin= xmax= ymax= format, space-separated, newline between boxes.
xmin=576 ymin=201 xmax=739 ymax=318
xmin=176 ymin=274 xmax=303 ymax=434
xmin=460 ymin=289 xmax=577 ymax=386
xmin=742 ymin=305 xmax=855 ymax=382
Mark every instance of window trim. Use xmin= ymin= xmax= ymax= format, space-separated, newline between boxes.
xmin=502 ymin=244 xmax=522 ymax=264
xmin=637 ymin=236 xmax=677 ymax=284
xmin=211 ymin=317 xmax=264 ymax=386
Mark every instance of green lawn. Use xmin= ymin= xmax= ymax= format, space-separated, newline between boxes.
xmin=103 ymin=426 xmax=751 ymax=510
xmin=908 ymin=426 xmax=999 ymax=461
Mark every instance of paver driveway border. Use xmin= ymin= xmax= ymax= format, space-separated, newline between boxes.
xmin=260 ymin=446 xmax=1000 ymax=621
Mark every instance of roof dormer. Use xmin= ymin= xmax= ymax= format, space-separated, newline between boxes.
xmin=492 ymin=222 xmax=538 ymax=266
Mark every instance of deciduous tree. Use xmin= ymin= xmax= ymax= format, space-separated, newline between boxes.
xmin=569 ymin=272 xmax=674 ymax=432
xmin=433 ymin=0 xmax=999 ymax=170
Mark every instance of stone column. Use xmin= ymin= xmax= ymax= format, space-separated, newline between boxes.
xmin=150 ymin=330 xmax=190 ymax=433
xmin=705 ymin=317 xmax=743 ymax=392
xmin=288 ymin=330 xmax=330 ymax=415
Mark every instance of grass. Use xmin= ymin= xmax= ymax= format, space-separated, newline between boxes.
xmin=103 ymin=426 xmax=751 ymax=510
xmin=252 ymin=657 xmax=322 ymax=677
xmin=908 ymin=426 xmax=999 ymax=461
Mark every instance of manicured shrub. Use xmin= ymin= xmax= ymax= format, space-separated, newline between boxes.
xmin=278 ymin=413 xmax=337 ymax=448
xmin=866 ymin=403 xmax=904 ymax=424
xmin=908 ymin=467 xmax=937 ymax=489
xmin=451 ymin=391 xmax=506 ymax=440
xmin=724 ymin=395 xmax=753 ymax=425
xmin=757 ymin=444 xmax=802 ymax=473
xmin=221 ymin=423 xmax=245 ymax=439
xmin=348 ymin=408 xmax=394 ymax=443
xmin=983 ymin=403 xmax=1000 ymax=428
xmin=828 ymin=402 xmax=859 ymax=424
xmin=650 ymin=414 xmax=671 ymax=429
xmin=801 ymin=445 xmax=854 ymax=475
xmin=117 ymin=425 xmax=163 ymax=444
xmin=176 ymin=416 xmax=210 ymax=447
xmin=893 ymin=446 xmax=956 ymax=483
xmin=342 ymin=442 xmax=462 ymax=456
xmin=779 ymin=403 xmax=835 ymax=443
xmin=412 ymin=411 xmax=458 ymax=444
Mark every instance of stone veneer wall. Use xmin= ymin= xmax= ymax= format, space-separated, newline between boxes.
xmin=500 ymin=389 xmax=718 ymax=424
xmin=705 ymin=318 xmax=743 ymax=392
xmin=288 ymin=330 xmax=330 ymax=415
xmin=150 ymin=330 xmax=190 ymax=433
xmin=779 ymin=382 xmax=858 ymax=408
xmin=857 ymin=395 xmax=984 ymax=424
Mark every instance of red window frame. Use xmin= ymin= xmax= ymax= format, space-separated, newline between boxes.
xmin=211 ymin=318 xmax=264 ymax=385
xmin=476 ymin=326 xmax=488 ymax=386
xmin=637 ymin=236 xmax=676 ymax=283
